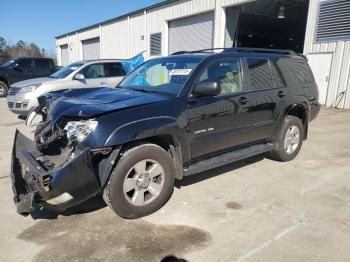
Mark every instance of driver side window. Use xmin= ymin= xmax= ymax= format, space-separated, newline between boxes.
xmin=17 ymin=59 xmax=34 ymax=72
xmin=199 ymin=58 xmax=244 ymax=95
xmin=81 ymin=64 xmax=105 ymax=79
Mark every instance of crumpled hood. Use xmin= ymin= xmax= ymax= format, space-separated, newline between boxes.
xmin=11 ymin=77 xmax=56 ymax=88
xmin=45 ymin=87 xmax=171 ymax=123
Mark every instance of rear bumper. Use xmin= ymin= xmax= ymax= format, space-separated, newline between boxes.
xmin=309 ymin=100 xmax=321 ymax=122
xmin=11 ymin=130 xmax=101 ymax=216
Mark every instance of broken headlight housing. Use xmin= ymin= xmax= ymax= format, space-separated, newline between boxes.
xmin=64 ymin=120 xmax=98 ymax=143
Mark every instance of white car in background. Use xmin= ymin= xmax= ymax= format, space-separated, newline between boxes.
xmin=6 ymin=54 xmax=144 ymax=116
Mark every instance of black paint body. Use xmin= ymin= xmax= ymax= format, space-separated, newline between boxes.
xmin=0 ymin=57 xmax=55 ymax=86
xmin=11 ymin=51 xmax=321 ymax=215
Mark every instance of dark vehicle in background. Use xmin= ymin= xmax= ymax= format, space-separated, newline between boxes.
xmin=0 ymin=57 xmax=55 ymax=97
xmin=11 ymin=48 xmax=320 ymax=219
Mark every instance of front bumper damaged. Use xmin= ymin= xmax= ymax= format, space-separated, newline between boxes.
xmin=11 ymin=130 xmax=101 ymax=216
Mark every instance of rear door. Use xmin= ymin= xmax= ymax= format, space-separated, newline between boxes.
xmin=244 ymin=57 xmax=285 ymax=141
xmin=34 ymin=59 xmax=53 ymax=77
xmin=188 ymin=57 xmax=252 ymax=159
xmin=103 ymin=62 xmax=126 ymax=87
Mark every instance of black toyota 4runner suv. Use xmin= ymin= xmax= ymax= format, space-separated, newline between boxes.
xmin=0 ymin=57 xmax=55 ymax=97
xmin=11 ymin=48 xmax=320 ymax=219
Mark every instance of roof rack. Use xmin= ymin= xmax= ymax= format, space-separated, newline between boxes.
xmin=171 ymin=47 xmax=296 ymax=56
xmin=224 ymin=48 xmax=296 ymax=55
xmin=171 ymin=48 xmax=225 ymax=55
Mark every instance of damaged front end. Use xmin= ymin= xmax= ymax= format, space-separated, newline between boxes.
xmin=11 ymin=128 xmax=102 ymax=216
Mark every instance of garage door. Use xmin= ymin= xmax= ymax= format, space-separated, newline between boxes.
xmin=168 ymin=12 xmax=214 ymax=54
xmin=60 ymin=44 xmax=69 ymax=66
xmin=82 ymin=37 xmax=100 ymax=60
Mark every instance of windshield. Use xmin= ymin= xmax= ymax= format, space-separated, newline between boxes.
xmin=119 ymin=56 xmax=204 ymax=96
xmin=50 ymin=62 xmax=84 ymax=79
xmin=0 ymin=60 xmax=15 ymax=68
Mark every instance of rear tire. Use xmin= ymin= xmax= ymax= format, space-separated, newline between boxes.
xmin=0 ymin=81 xmax=8 ymax=97
xmin=103 ymin=144 xmax=175 ymax=219
xmin=269 ymin=115 xmax=304 ymax=162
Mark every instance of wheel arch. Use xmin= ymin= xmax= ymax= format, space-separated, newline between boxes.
xmin=0 ymin=76 xmax=9 ymax=86
xmin=98 ymin=124 xmax=187 ymax=188
xmin=283 ymin=103 xmax=309 ymax=139
xmin=119 ymin=134 xmax=184 ymax=180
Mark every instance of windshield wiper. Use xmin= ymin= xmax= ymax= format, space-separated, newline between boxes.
xmin=131 ymin=88 xmax=158 ymax=94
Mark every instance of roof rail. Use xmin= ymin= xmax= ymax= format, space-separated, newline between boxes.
xmin=171 ymin=48 xmax=226 ymax=55
xmin=224 ymin=48 xmax=296 ymax=55
xmin=171 ymin=47 xmax=296 ymax=56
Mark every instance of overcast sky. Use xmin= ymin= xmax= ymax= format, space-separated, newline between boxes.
xmin=1 ymin=0 xmax=163 ymax=52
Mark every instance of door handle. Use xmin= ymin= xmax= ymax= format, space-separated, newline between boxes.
xmin=100 ymin=82 xmax=107 ymax=85
xmin=239 ymin=96 xmax=248 ymax=105
xmin=278 ymin=91 xmax=286 ymax=98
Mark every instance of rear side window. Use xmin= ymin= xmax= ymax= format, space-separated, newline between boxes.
xmin=246 ymin=58 xmax=273 ymax=90
xmin=104 ymin=63 xmax=126 ymax=77
xmin=35 ymin=59 xmax=50 ymax=68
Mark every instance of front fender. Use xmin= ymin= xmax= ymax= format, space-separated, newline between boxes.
xmin=104 ymin=116 xmax=190 ymax=161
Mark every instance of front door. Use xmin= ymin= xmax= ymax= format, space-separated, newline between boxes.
xmin=11 ymin=58 xmax=35 ymax=84
xmin=77 ymin=62 xmax=126 ymax=89
xmin=34 ymin=59 xmax=52 ymax=78
xmin=188 ymin=57 xmax=252 ymax=159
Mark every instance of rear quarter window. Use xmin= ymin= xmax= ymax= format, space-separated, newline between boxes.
xmin=277 ymin=58 xmax=315 ymax=88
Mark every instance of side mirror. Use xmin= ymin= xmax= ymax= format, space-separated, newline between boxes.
xmin=193 ymin=80 xmax=221 ymax=97
xmin=74 ymin=73 xmax=85 ymax=80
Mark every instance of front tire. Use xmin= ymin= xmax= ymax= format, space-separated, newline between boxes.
xmin=269 ymin=115 xmax=304 ymax=162
xmin=0 ymin=81 xmax=8 ymax=97
xmin=103 ymin=144 xmax=175 ymax=219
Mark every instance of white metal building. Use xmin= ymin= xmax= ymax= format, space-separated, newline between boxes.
xmin=56 ymin=0 xmax=350 ymax=109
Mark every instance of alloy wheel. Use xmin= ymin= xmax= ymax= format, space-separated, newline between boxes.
xmin=284 ymin=125 xmax=300 ymax=154
xmin=123 ymin=159 xmax=165 ymax=206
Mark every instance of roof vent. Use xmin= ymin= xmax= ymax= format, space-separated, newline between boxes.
xmin=150 ymin=33 xmax=162 ymax=56
xmin=316 ymin=0 xmax=350 ymax=42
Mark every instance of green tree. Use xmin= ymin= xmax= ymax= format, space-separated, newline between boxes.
xmin=0 ymin=36 xmax=55 ymax=63
xmin=0 ymin=36 xmax=10 ymax=63
xmin=29 ymin=43 xmax=43 ymax=57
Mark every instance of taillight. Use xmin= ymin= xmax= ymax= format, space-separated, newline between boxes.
xmin=315 ymin=83 xmax=319 ymax=102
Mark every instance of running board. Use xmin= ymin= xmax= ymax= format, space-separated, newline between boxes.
xmin=184 ymin=143 xmax=274 ymax=176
